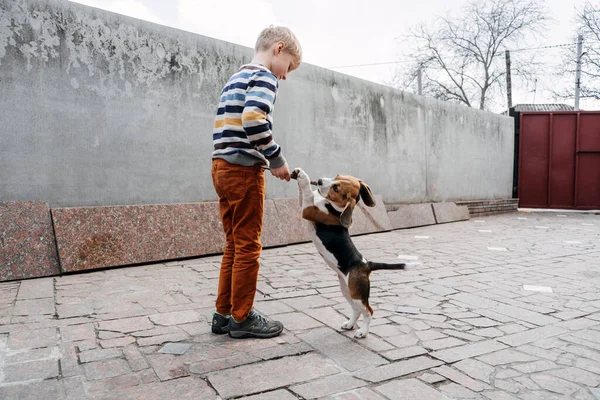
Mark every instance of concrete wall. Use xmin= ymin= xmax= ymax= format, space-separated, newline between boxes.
xmin=0 ymin=0 xmax=514 ymax=207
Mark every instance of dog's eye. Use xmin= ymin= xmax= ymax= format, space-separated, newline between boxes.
xmin=332 ymin=185 xmax=338 ymax=192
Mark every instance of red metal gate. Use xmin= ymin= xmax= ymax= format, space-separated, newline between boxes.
xmin=518 ymin=111 xmax=600 ymax=209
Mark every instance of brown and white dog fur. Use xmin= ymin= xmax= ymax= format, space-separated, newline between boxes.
xmin=291 ymin=168 xmax=406 ymax=338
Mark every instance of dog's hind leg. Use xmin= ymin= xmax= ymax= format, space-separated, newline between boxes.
xmin=338 ymin=275 xmax=360 ymax=331
xmin=347 ymin=269 xmax=373 ymax=338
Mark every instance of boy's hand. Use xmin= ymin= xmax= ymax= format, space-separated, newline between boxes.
xmin=270 ymin=163 xmax=291 ymax=181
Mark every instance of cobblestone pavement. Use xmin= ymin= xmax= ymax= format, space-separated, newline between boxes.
xmin=1 ymin=212 xmax=600 ymax=399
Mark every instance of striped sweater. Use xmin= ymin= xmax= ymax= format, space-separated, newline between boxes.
xmin=212 ymin=64 xmax=285 ymax=168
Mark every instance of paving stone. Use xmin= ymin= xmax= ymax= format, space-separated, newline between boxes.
xmin=419 ymin=372 xmax=447 ymax=384
xmin=453 ymin=358 xmax=495 ymax=383
xmin=476 ymin=349 xmax=538 ymax=366
xmin=471 ymin=327 xmax=504 ymax=338
xmin=100 ymin=336 xmax=136 ymax=348
xmin=298 ymin=327 xmax=387 ymax=372
xmin=490 ymin=304 xmax=558 ymax=326
xmin=79 ymin=347 xmax=123 ymax=363
xmin=396 ymin=306 xmax=421 ymax=314
xmin=290 ymin=374 xmax=366 ymax=399
xmin=497 ymin=325 xmax=568 ymax=347
xmin=207 ymin=353 xmax=340 ymax=399
xmin=241 ymin=389 xmax=299 ymax=400
xmin=530 ymin=373 xmax=581 ymax=395
xmin=274 ymin=311 xmax=323 ymax=330
xmin=323 ymin=387 xmax=388 ymax=400
xmin=432 ymin=365 xmax=489 ymax=391
xmin=438 ymin=382 xmax=481 ymax=398
xmin=149 ymin=310 xmax=200 ymax=326
xmin=146 ymin=353 xmax=190 ymax=381
xmin=381 ymin=345 xmax=428 ymax=361
xmin=7 ymin=327 xmax=58 ymax=350
xmin=60 ymin=323 xmax=96 ymax=342
xmin=443 ymin=329 xmax=483 ymax=342
xmin=137 ymin=332 xmax=189 ymax=346
xmin=547 ymin=367 xmax=600 ymax=386
xmin=13 ymin=298 xmax=55 ymax=316
xmin=0 ymin=379 xmax=66 ymax=400
xmin=83 ymin=358 xmax=132 ymax=380
xmin=416 ymin=329 xmax=448 ymax=341
xmin=106 ymin=376 xmax=216 ymax=399
xmin=158 ymin=342 xmax=192 ymax=355
xmin=375 ymin=378 xmax=449 ymax=399
xmin=481 ymin=390 xmax=520 ymax=400
xmin=461 ymin=318 xmax=501 ymax=328
xmin=384 ymin=333 xmax=420 ymax=348
xmin=17 ymin=278 xmax=54 ymax=300
xmin=188 ymin=352 xmax=261 ymax=375
xmin=354 ymin=356 xmax=443 ymax=383
xmin=97 ymin=316 xmax=154 ymax=333
xmin=422 ymin=337 xmax=466 ymax=350
xmin=430 ymin=340 xmax=507 ymax=363
xmin=512 ymin=360 xmax=558 ymax=373
xmin=3 ymin=359 xmax=60 ymax=382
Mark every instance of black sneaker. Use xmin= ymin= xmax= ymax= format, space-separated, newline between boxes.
xmin=211 ymin=312 xmax=230 ymax=334
xmin=228 ymin=309 xmax=284 ymax=339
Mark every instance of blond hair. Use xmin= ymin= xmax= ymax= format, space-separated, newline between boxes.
xmin=255 ymin=26 xmax=302 ymax=67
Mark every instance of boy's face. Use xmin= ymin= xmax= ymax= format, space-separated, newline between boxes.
xmin=270 ymin=42 xmax=300 ymax=80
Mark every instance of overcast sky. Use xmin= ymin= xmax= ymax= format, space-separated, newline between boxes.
xmin=68 ymin=0 xmax=599 ymax=112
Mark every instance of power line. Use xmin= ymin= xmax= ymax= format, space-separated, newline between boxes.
xmin=511 ymin=42 xmax=578 ymax=52
xmin=327 ymin=41 xmax=600 ymax=69
xmin=327 ymin=60 xmax=413 ymax=69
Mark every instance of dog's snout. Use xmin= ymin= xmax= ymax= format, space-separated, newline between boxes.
xmin=317 ymin=179 xmax=323 ymax=186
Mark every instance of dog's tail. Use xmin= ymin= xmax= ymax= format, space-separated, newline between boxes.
xmin=367 ymin=261 xmax=406 ymax=272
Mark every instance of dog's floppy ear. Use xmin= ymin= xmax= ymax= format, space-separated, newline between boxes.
xmin=340 ymin=197 xmax=356 ymax=229
xmin=359 ymin=181 xmax=376 ymax=207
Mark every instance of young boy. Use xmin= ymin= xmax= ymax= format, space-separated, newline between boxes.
xmin=211 ymin=26 xmax=302 ymax=339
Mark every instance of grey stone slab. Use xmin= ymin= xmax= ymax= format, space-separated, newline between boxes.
xmin=430 ymin=340 xmax=508 ymax=363
xmin=262 ymin=199 xmax=290 ymax=248
xmin=381 ymin=345 xmax=428 ymax=361
xmin=354 ymin=356 xmax=443 ymax=383
xmin=497 ymin=325 xmax=568 ymax=347
xmin=388 ymin=203 xmax=436 ymax=230
xmin=432 ymin=365 xmax=489 ymax=392
xmin=349 ymin=194 xmax=392 ymax=235
xmin=3 ymin=359 xmax=60 ymax=382
xmin=0 ymin=379 xmax=66 ymax=400
xmin=207 ymin=353 xmax=340 ymax=399
xmin=490 ymin=304 xmax=559 ymax=326
xmin=453 ymin=359 xmax=495 ymax=383
xmin=397 ymin=306 xmax=421 ymax=314
xmin=17 ymin=278 xmax=54 ymax=299
xmin=476 ymin=349 xmax=538 ymax=366
xmin=375 ymin=378 xmax=450 ymax=399
xmin=158 ymin=342 xmax=192 ymax=355
xmin=290 ymin=374 xmax=366 ymax=399
xmin=323 ymin=388 xmax=388 ymax=400
xmin=242 ymin=390 xmax=299 ymax=400
xmin=432 ymin=202 xmax=470 ymax=224
xmin=298 ymin=327 xmax=387 ymax=372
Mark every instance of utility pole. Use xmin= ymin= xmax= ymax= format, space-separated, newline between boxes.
xmin=575 ymin=34 xmax=583 ymax=111
xmin=417 ymin=67 xmax=423 ymax=95
xmin=505 ymin=50 xmax=512 ymax=110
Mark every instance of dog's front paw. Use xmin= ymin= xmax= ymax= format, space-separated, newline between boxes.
xmin=341 ymin=320 xmax=357 ymax=330
xmin=292 ymin=168 xmax=309 ymax=184
xmin=354 ymin=329 xmax=368 ymax=339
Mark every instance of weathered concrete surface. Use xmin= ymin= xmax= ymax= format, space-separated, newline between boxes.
xmin=1 ymin=212 xmax=600 ymax=399
xmin=0 ymin=0 xmax=514 ymax=208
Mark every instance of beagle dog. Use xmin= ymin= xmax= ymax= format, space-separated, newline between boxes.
xmin=291 ymin=168 xmax=406 ymax=338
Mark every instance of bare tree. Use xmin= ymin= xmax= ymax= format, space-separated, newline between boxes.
xmin=555 ymin=2 xmax=600 ymax=102
xmin=393 ymin=0 xmax=548 ymax=111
